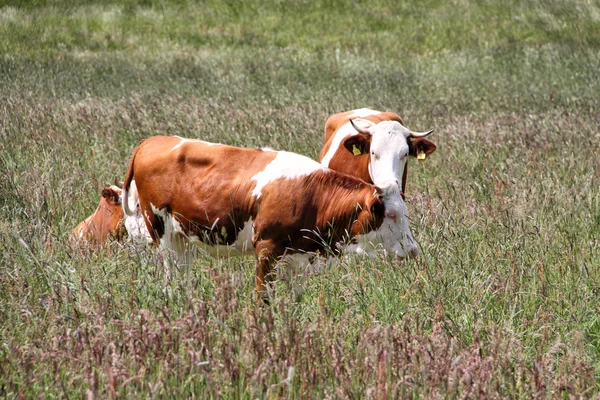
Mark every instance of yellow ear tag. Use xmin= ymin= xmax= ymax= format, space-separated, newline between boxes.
xmin=417 ymin=150 xmax=426 ymax=162
xmin=352 ymin=144 xmax=362 ymax=156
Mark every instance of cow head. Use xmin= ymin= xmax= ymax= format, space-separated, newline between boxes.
xmin=348 ymin=187 xmax=418 ymax=259
xmin=101 ymin=185 xmax=123 ymax=207
xmin=343 ymin=119 xmax=435 ymax=258
xmin=343 ymin=119 xmax=436 ymax=196
xmin=96 ymin=186 xmax=125 ymax=239
xmin=375 ymin=188 xmax=418 ymax=258
xmin=71 ymin=185 xmax=125 ymax=246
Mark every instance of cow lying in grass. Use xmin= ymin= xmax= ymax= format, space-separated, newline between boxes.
xmin=71 ymin=185 xmax=125 ymax=247
xmin=121 ymin=135 xmax=418 ymax=296
xmin=71 ymin=183 xmax=150 ymax=248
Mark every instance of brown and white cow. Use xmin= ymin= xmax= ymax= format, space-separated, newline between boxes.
xmin=319 ymin=108 xmax=437 ymax=197
xmin=71 ymin=185 xmax=125 ymax=246
xmin=122 ymin=135 xmax=418 ymax=295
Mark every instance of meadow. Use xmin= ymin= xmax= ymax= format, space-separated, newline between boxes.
xmin=1 ymin=0 xmax=599 ymax=397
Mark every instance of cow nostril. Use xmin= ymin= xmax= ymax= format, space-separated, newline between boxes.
xmin=385 ymin=212 xmax=397 ymax=223
xmin=409 ymin=247 xmax=418 ymax=258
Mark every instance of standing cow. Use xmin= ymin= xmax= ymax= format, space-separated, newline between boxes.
xmin=319 ymin=108 xmax=437 ymax=198
xmin=122 ymin=136 xmax=418 ymax=295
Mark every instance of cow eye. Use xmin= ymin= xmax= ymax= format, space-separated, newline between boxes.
xmin=371 ymin=201 xmax=384 ymax=216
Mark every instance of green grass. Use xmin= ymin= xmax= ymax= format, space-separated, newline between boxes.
xmin=1 ymin=0 xmax=600 ymax=397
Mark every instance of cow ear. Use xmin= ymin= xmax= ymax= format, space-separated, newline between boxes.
xmin=343 ymin=133 xmax=371 ymax=156
xmin=370 ymin=196 xmax=385 ymax=219
xmin=409 ymin=138 xmax=437 ymax=158
xmin=101 ymin=187 xmax=122 ymax=206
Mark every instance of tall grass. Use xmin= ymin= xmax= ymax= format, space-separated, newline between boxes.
xmin=1 ymin=0 xmax=599 ymax=397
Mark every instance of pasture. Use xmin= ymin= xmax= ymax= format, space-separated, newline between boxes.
xmin=1 ymin=0 xmax=599 ymax=397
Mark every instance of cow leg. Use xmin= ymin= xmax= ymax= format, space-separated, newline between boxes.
xmin=157 ymin=231 xmax=195 ymax=281
xmin=277 ymin=253 xmax=314 ymax=301
xmin=254 ymin=239 xmax=278 ymax=303
xmin=143 ymin=206 xmax=194 ymax=280
xmin=171 ymin=231 xmax=193 ymax=265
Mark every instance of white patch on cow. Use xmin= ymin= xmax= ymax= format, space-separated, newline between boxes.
xmin=320 ymin=110 xmax=380 ymax=167
xmin=150 ymin=203 xmax=194 ymax=277
xmin=170 ymin=136 xmax=222 ymax=152
xmin=251 ymin=151 xmax=326 ymax=198
xmin=191 ymin=219 xmax=255 ymax=257
xmin=233 ymin=219 xmax=254 ymax=252
xmin=124 ymin=181 xmax=139 ymax=217
xmin=124 ymin=209 xmax=153 ymax=245
xmin=348 ymin=108 xmax=382 ymax=119
xmin=149 ymin=204 xmax=255 ymax=262
xmin=346 ymin=190 xmax=417 ymax=258
xmin=150 ymin=204 xmax=178 ymax=245
xmin=366 ymin=120 xmax=412 ymax=193
xmin=121 ymin=181 xmax=152 ymax=244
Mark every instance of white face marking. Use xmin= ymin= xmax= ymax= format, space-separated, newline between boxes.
xmin=367 ymin=120 xmax=412 ymax=191
xmin=321 ymin=109 xmax=382 ymax=167
xmin=345 ymin=191 xmax=417 ymax=258
xmin=170 ymin=136 xmax=222 ymax=152
xmin=251 ymin=151 xmax=326 ymax=198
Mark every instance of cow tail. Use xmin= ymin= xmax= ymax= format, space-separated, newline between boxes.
xmin=122 ymin=141 xmax=142 ymax=217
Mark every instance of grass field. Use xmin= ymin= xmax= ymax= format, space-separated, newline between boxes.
xmin=1 ymin=0 xmax=600 ymax=397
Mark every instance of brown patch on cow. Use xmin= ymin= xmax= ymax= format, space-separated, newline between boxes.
xmin=71 ymin=185 xmax=125 ymax=248
xmin=328 ymin=139 xmax=372 ymax=183
xmin=252 ymin=170 xmax=384 ymax=295
xmin=255 ymin=170 xmax=384 ymax=251
xmin=408 ymin=137 xmax=437 ymax=157
xmin=342 ymin=132 xmax=371 ymax=155
xmin=123 ymin=136 xmax=275 ymax=245
xmin=122 ymin=136 xmax=385 ymax=296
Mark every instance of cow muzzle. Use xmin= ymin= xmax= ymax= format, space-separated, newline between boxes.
xmin=390 ymin=244 xmax=418 ymax=259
